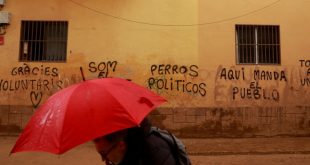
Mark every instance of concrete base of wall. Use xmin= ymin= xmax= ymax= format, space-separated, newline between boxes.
xmin=0 ymin=105 xmax=33 ymax=136
xmin=150 ymin=106 xmax=310 ymax=138
xmin=1 ymin=105 xmax=310 ymax=138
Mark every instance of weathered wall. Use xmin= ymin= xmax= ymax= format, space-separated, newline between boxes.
xmin=0 ymin=0 xmax=309 ymax=137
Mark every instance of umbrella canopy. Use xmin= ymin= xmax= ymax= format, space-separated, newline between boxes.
xmin=11 ymin=78 xmax=166 ymax=154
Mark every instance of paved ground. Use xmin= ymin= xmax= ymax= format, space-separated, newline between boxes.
xmin=1 ymin=136 xmax=310 ymax=165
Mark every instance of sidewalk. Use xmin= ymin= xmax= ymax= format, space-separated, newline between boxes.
xmin=182 ymin=137 xmax=310 ymax=155
xmin=1 ymin=136 xmax=310 ymax=165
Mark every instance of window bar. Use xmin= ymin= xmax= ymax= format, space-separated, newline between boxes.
xmin=255 ymin=26 xmax=258 ymax=64
xmin=251 ymin=25 xmax=255 ymax=63
xmin=238 ymin=26 xmax=241 ymax=64
xmin=244 ymin=25 xmax=247 ymax=63
xmin=251 ymin=25 xmax=254 ymax=63
xmin=54 ymin=21 xmax=58 ymax=61
xmin=250 ymin=25 xmax=253 ymax=63
xmin=46 ymin=21 xmax=49 ymax=61
xmin=248 ymin=25 xmax=251 ymax=63
xmin=42 ymin=21 xmax=46 ymax=61
xmin=28 ymin=21 xmax=31 ymax=61
xmin=64 ymin=21 xmax=67 ymax=61
xmin=269 ymin=26 xmax=272 ymax=63
xmin=268 ymin=26 xmax=270 ymax=63
xmin=237 ymin=25 xmax=241 ymax=63
xmin=31 ymin=21 xmax=34 ymax=61
xmin=239 ymin=26 xmax=242 ymax=63
xmin=265 ymin=26 xmax=268 ymax=64
xmin=265 ymin=26 xmax=269 ymax=64
xmin=235 ymin=25 xmax=241 ymax=64
xmin=62 ymin=21 xmax=65 ymax=61
xmin=59 ymin=22 xmax=62 ymax=61
xmin=266 ymin=26 xmax=269 ymax=64
xmin=274 ymin=26 xmax=278 ymax=64
xmin=261 ymin=26 xmax=264 ymax=64
xmin=51 ymin=21 xmax=54 ymax=61
xmin=28 ymin=21 xmax=32 ymax=61
xmin=23 ymin=21 xmax=26 ymax=60
xmin=241 ymin=25 xmax=244 ymax=63
xmin=59 ymin=21 xmax=62 ymax=61
xmin=54 ymin=21 xmax=56 ymax=61
xmin=57 ymin=22 xmax=60 ymax=61
xmin=33 ymin=21 xmax=36 ymax=61
xmin=55 ymin=21 xmax=58 ymax=61
xmin=29 ymin=21 xmax=32 ymax=61
xmin=247 ymin=25 xmax=250 ymax=63
xmin=37 ymin=21 xmax=40 ymax=61
xmin=64 ymin=22 xmax=67 ymax=61
xmin=56 ymin=21 xmax=60 ymax=61
xmin=272 ymin=26 xmax=275 ymax=63
xmin=276 ymin=26 xmax=279 ymax=64
xmin=61 ymin=21 xmax=64 ymax=61
xmin=43 ymin=21 xmax=46 ymax=61
xmin=33 ymin=21 xmax=38 ymax=61
xmin=25 ymin=21 xmax=29 ymax=61
xmin=52 ymin=21 xmax=58 ymax=61
xmin=48 ymin=21 xmax=52 ymax=61
xmin=269 ymin=26 xmax=273 ymax=64
xmin=270 ymin=26 xmax=274 ymax=63
xmin=23 ymin=21 xmax=28 ymax=61
xmin=277 ymin=26 xmax=280 ymax=64
xmin=34 ymin=21 xmax=38 ymax=61
xmin=243 ymin=25 xmax=246 ymax=64
xmin=20 ymin=21 xmax=25 ymax=60
xmin=38 ymin=21 xmax=43 ymax=61
xmin=259 ymin=26 xmax=263 ymax=64
xmin=242 ymin=25 xmax=246 ymax=63
xmin=39 ymin=21 xmax=42 ymax=61
xmin=47 ymin=21 xmax=50 ymax=61
xmin=57 ymin=21 xmax=60 ymax=61
xmin=62 ymin=22 xmax=66 ymax=61
xmin=51 ymin=21 xmax=53 ymax=61
xmin=40 ymin=21 xmax=44 ymax=61
xmin=19 ymin=22 xmax=22 ymax=60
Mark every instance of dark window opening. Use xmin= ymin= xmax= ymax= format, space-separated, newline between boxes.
xmin=19 ymin=21 xmax=68 ymax=62
xmin=235 ymin=25 xmax=280 ymax=65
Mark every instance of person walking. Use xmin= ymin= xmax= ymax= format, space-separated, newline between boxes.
xmin=93 ymin=118 xmax=191 ymax=165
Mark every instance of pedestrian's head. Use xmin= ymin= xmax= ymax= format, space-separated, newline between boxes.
xmin=93 ymin=129 xmax=128 ymax=165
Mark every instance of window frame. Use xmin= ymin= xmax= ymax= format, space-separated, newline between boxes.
xmin=19 ymin=20 xmax=69 ymax=63
xmin=235 ymin=24 xmax=281 ymax=65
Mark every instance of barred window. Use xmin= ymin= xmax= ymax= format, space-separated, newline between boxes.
xmin=235 ymin=25 xmax=280 ymax=65
xmin=19 ymin=21 xmax=68 ymax=62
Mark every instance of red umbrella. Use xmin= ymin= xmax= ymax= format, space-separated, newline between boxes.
xmin=11 ymin=77 xmax=166 ymax=155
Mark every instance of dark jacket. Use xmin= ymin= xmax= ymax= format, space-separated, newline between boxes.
xmin=118 ymin=126 xmax=177 ymax=165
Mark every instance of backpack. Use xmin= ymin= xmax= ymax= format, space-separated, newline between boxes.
xmin=149 ymin=127 xmax=192 ymax=165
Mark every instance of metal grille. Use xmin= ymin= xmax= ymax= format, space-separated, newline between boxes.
xmin=235 ymin=25 xmax=280 ymax=65
xmin=19 ymin=21 xmax=68 ymax=62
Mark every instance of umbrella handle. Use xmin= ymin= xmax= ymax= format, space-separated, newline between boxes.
xmin=80 ymin=67 xmax=86 ymax=81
